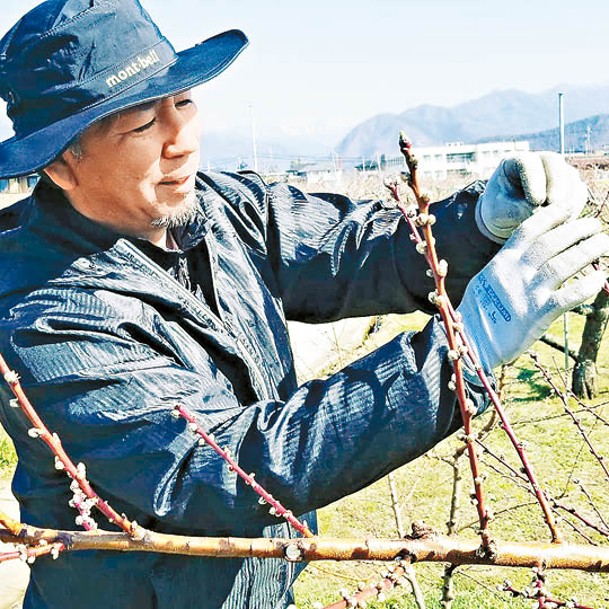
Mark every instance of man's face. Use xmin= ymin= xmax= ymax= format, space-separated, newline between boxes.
xmin=58 ymin=91 xmax=202 ymax=243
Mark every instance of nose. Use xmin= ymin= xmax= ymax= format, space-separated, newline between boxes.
xmin=162 ymin=102 xmax=200 ymax=159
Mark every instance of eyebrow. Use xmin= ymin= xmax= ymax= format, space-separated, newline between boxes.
xmin=128 ymin=92 xmax=192 ymax=116
xmin=128 ymin=100 xmax=158 ymax=114
xmin=106 ymin=93 xmax=191 ymax=132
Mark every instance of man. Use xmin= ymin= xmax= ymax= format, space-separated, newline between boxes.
xmin=0 ymin=1 xmax=606 ymax=608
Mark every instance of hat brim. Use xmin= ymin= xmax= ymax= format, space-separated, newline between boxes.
xmin=0 ymin=29 xmax=248 ymax=178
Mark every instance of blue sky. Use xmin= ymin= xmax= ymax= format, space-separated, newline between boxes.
xmin=1 ymin=0 xmax=608 ymax=147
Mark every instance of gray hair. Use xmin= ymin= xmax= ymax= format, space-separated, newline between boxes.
xmin=68 ymin=138 xmax=84 ymax=162
xmin=66 ymin=111 xmax=123 ymax=163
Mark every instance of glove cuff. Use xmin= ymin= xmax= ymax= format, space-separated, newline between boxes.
xmin=456 ymin=296 xmax=502 ymax=373
xmin=435 ymin=314 xmax=495 ymax=417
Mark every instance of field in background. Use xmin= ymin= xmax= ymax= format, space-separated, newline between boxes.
xmin=293 ymin=312 xmax=609 ymax=608
xmin=289 ymin=167 xmax=609 ymax=608
xmin=0 ymin=164 xmax=609 ymax=607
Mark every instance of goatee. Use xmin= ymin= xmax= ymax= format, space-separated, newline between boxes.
xmin=150 ymin=191 xmax=199 ymax=229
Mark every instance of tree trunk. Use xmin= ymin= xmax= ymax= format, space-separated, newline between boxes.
xmin=572 ymin=289 xmax=609 ymax=398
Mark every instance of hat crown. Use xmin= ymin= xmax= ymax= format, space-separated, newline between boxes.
xmin=0 ymin=0 xmax=177 ymax=137
xmin=0 ymin=1 xmax=248 ymax=178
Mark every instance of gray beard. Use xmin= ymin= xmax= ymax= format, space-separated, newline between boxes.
xmin=150 ymin=191 xmax=199 ymax=230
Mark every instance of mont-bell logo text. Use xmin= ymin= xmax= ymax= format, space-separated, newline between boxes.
xmin=105 ymin=50 xmax=161 ymax=89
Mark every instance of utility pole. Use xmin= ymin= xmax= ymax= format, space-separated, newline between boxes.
xmin=558 ymin=92 xmax=565 ymax=155
xmin=558 ymin=92 xmax=569 ymax=377
xmin=248 ymin=104 xmax=259 ymax=173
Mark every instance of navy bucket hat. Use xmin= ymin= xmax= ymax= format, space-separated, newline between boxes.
xmin=0 ymin=0 xmax=248 ymax=178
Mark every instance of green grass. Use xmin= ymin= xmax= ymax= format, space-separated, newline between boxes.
xmin=293 ymin=311 xmax=609 ymax=608
xmin=1 ymin=311 xmax=608 ymax=607
xmin=0 ymin=427 xmax=17 ymax=477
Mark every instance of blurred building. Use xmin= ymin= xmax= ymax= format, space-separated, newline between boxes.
xmin=286 ymin=160 xmax=343 ymax=185
xmin=363 ymin=140 xmax=530 ymax=180
xmin=0 ymin=175 xmax=38 ymax=209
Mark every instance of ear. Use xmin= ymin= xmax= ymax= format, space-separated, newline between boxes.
xmin=43 ymin=152 xmax=79 ymax=191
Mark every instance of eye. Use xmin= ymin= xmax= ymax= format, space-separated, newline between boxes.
xmin=132 ymin=118 xmax=156 ymax=133
xmin=176 ymin=98 xmax=194 ymax=109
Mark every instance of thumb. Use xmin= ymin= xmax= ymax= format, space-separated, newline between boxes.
xmin=503 ymin=153 xmax=547 ymax=207
xmin=506 ymin=196 xmax=584 ymax=250
xmin=540 ymin=152 xmax=588 ymax=219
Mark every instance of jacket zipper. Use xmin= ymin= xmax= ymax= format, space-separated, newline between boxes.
xmin=122 ymin=243 xmax=296 ymax=601
xmin=117 ymin=240 xmax=271 ymax=401
xmin=118 ymin=241 xmax=298 ymax=603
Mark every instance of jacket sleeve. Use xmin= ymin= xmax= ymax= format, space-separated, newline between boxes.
xmin=205 ymin=172 xmax=500 ymax=322
xmin=1 ymin=292 xmax=486 ymax=536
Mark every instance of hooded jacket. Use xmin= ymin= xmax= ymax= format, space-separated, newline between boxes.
xmin=0 ymin=171 xmax=497 ymax=608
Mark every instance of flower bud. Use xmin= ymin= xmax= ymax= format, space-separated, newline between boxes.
xmin=464 ymin=398 xmax=476 ymax=415
xmin=437 ymin=259 xmax=448 ymax=276
xmin=3 ymin=370 xmax=19 ymax=384
xmin=416 ymin=213 xmax=429 ymax=226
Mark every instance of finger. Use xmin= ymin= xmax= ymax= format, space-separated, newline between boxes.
xmin=508 ymin=203 xmax=593 ymax=251
xmin=522 ymin=217 xmax=605 ymax=270
xmin=536 ymin=231 xmax=609 ymax=288
xmin=540 ymin=152 xmax=588 ymax=217
xmin=504 ymin=153 xmax=546 ymax=207
xmin=546 ymin=269 xmax=608 ymax=315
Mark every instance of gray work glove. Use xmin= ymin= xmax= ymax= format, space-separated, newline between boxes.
xmin=458 ymin=203 xmax=609 ymax=371
xmin=476 ymin=152 xmax=589 ymax=243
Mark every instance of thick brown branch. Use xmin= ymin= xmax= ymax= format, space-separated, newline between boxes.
xmin=5 ymin=527 xmax=609 ymax=571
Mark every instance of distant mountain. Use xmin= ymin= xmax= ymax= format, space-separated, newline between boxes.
xmin=336 ymin=84 xmax=609 ymax=159
xmin=477 ymin=113 xmax=609 ymax=153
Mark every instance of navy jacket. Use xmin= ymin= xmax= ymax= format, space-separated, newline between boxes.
xmin=0 ymin=172 xmax=498 ymax=608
